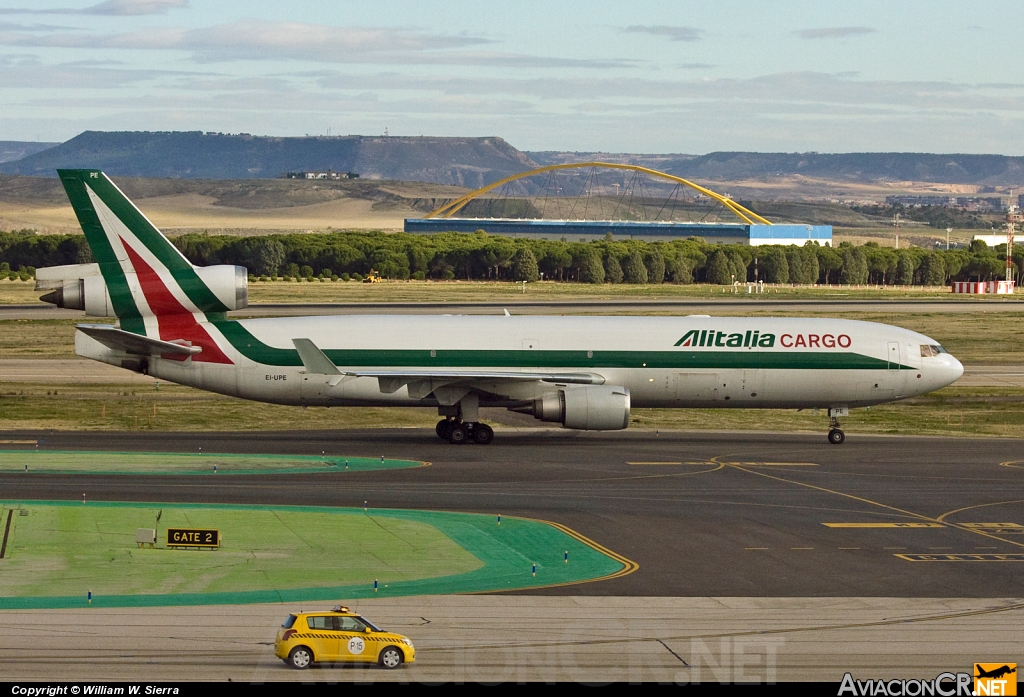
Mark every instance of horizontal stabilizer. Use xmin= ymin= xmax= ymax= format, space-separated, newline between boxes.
xmin=77 ymin=324 xmax=202 ymax=357
xmin=292 ymin=338 xmax=341 ymax=375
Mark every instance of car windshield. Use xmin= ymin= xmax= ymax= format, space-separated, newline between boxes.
xmin=358 ymin=617 xmax=383 ymax=632
xmin=282 ymin=615 xmax=297 ymax=629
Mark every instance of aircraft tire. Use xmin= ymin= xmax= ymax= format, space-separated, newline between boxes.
xmin=828 ymin=429 xmax=845 ymax=445
xmin=436 ymin=420 xmax=451 ymax=440
xmin=448 ymin=424 xmax=469 ymax=444
xmin=472 ymin=423 xmax=494 ymax=444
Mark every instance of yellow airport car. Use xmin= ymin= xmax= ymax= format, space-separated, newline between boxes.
xmin=275 ymin=606 xmax=415 ymax=669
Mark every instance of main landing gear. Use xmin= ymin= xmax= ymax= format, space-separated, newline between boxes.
xmin=436 ymin=419 xmax=494 ymax=445
xmin=827 ymin=415 xmax=845 ymax=445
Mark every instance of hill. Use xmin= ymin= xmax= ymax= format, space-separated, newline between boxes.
xmin=0 ymin=131 xmax=538 ymax=187
xmin=0 ymin=141 xmax=59 ymax=164
xmin=528 ymin=151 xmax=1024 ymax=186
xmin=0 ymin=174 xmax=466 ymax=234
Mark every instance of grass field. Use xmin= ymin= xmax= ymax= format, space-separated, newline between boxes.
xmin=0 ymin=450 xmax=423 ymax=474
xmin=243 ymin=279 xmax=983 ymax=303
xmin=1 ymin=277 xmax=1011 ymax=306
xmin=631 ymin=386 xmax=1024 ymax=438
xmin=0 ymin=382 xmax=1018 ymax=437
xmin=0 ymin=501 xmax=629 ymax=607
xmin=0 ymin=382 xmax=441 ymax=431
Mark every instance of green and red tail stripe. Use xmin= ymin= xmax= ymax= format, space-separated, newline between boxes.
xmin=58 ymin=169 xmax=234 ymax=364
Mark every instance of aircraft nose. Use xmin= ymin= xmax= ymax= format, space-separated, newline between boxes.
xmin=945 ymin=355 xmax=964 ymax=385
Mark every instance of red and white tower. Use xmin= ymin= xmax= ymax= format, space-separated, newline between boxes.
xmin=1008 ymin=190 xmax=1019 ymax=288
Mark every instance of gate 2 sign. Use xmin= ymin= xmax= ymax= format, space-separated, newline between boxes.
xmin=166 ymin=528 xmax=220 ymax=548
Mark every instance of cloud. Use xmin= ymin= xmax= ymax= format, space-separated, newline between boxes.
xmin=622 ymin=25 xmax=703 ymax=42
xmin=0 ymin=61 xmax=193 ymax=88
xmin=6 ymin=67 xmax=1024 ymax=154
xmin=0 ymin=0 xmax=188 ymax=15
xmin=307 ymin=70 xmax=1024 ymax=116
xmin=0 ymin=19 xmax=633 ymax=68
xmin=796 ymin=26 xmax=876 ymax=40
xmin=0 ymin=21 xmax=82 ymax=30
xmin=0 ymin=52 xmax=40 ymax=65
xmin=60 ymin=57 xmax=125 ymax=65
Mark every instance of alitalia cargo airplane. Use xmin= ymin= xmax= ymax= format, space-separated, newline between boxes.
xmin=36 ymin=170 xmax=964 ymax=445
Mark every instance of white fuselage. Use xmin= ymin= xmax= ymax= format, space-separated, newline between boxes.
xmin=77 ymin=314 xmax=964 ymax=411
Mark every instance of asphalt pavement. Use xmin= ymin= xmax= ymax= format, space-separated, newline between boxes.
xmin=2 ymin=428 xmax=1022 ymax=597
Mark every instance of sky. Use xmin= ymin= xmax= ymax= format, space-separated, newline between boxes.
xmin=1 ymin=0 xmax=1024 ymax=154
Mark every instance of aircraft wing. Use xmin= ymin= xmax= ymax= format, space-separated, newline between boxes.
xmin=343 ymin=370 xmax=604 ymax=384
xmin=77 ymin=324 xmax=202 ymax=357
xmin=343 ymin=370 xmax=605 ymax=401
xmin=290 ymin=338 xmax=604 ymax=401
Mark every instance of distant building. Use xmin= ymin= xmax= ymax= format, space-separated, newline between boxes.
xmin=955 ymin=196 xmax=1004 ymax=212
xmin=885 ymin=195 xmax=956 ymax=207
xmin=280 ymin=170 xmax=359 ymax=180
xmin=884 ymin=195 xmax=1007 ymax=212
xmin=972 ymin=234 xmax=1010 ymax=248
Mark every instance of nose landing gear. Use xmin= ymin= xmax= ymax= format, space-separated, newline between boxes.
xmin=827 ymin=415 xmax=845 ymax=445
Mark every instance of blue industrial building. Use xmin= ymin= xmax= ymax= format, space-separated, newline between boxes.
xmin=404 ymin=218 xmax=832 ymax=246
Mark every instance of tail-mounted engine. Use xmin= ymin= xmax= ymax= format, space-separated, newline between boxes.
xmin=35 ymin=263 xmax=248 ymax=317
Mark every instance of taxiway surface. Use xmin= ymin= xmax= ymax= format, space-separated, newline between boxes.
xmin=2 ymin=429 xmax=1022 ymax=597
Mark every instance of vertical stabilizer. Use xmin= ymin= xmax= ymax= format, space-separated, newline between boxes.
xmin=57 ymin=170 xmax=235 ymax=326
xmin=56 ymin=170 xmax=241 ymax=364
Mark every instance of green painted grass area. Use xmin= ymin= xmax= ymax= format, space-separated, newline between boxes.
xmin=0 ymin=501 xmax=631 ymax=608
xmin=0 ymin=450 xmax=423 ymax=474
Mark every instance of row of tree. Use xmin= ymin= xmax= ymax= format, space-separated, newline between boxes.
xmin=0 ymin=228 xmax=1018 ymax=286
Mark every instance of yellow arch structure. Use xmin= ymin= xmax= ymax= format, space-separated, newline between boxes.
xmin=425 ymin=161 xmax=772 ymax=225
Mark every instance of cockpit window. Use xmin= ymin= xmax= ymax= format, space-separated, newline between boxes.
xmin=920 ymin=345 xmax=946 ymax=357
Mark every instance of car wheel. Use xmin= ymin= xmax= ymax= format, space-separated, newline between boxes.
xmin=288 ymin=646 xmax=313 ymax=669
xmin=379 ymin=646 xmax=403 ymax=669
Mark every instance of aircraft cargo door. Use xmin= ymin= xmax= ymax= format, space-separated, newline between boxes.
xmin=674 ymin=372 xmax=722 ymax=406
xmin=887 ymin=341 xmax=910 ymax=398
xmin=300 ymin=374 xmax=333 ymax=405
xmin=887 ymin=342 xmax=901 ymax=370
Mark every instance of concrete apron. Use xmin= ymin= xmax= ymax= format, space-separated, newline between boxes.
xmin=1 ymin=595 xmax=1020 ymax=683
